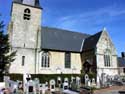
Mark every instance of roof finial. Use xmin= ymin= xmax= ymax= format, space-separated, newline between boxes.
xmin=102 ymin=27 xmax=107 ymax=31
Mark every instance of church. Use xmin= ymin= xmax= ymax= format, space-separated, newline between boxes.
xmin=8 ymin=0 xmax=119 ymax=86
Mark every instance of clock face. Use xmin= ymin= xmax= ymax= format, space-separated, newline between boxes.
xmin=23 ymin=0 xmax=35 ymax=6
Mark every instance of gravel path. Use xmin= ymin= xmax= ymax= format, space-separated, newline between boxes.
xmin=94 ymin=86 xmax=125 ymax=94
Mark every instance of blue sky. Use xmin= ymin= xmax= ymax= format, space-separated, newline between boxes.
xmin=0 ymin=0 xmax=125 ymax=56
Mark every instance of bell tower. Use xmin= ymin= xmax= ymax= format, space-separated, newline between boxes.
xmin=8 ymin=0 xmax=42 ymax=74
xmin=9 ymin=0 xmax=42 ymax=48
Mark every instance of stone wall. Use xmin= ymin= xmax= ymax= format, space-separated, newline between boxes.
xmin=37 ymin=51 xmax=82 ymax=74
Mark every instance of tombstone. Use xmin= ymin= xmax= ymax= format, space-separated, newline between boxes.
xmin=26 ymin=80 xmax=36 ymax=94
xmin=34 ymin=78 xmax=40 ymax=92
xmin=88 ymin=80 xmax=91 ymax=87
xmin=106 ymin=75 xmax=112 ymax=86
xmin=91 ymin=78 xmax=96 ymax=86
xmin=49 ymin=79 xmax=55 ymax=92
xmin=57 ymin=76 xmax=61 ymax=88
xmin=38 ymin=83 xmax=49 ymax=94
xmin=85 ymin=74 xmax=89 ymax=86
xmin=4 ymin=78 xmax=18 ymax=93
xmin=63 ymin=78 xmax=69 ymax=91
xmin=40 ymin=84 xmax=48 ymax=94
xmin=23 ymin=73 xmax=32 ymax=93
xmin=4 ymin=76 xmax=10 ymax=88
xmin=38 ymin=84 xmax=42 ymax=94
xmin=45 ymin=81 xmax=48 ymax=88
xmin=114 ymin=75 xmax=120 ymax=81
xmin=0 ymin=82 xmax=5 ymax=90
xmin=101 ymin=73 xmax=107 ymax=87
xmin=7 ymin=80 xmax=18 ymax=93
xmin=71 ymin=76 xmax=76 ymax=83
xmin=18 ymin=81 xmax=23 ymax=90
xmin=76 ymin=76 xmax=81 ymax=88
xmin=13 ymin=83 xmax=18 ymax=94
xmin=4 ymin=76 xmax=10 ymax=82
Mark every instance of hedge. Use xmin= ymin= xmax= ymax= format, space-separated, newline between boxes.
xmin=6 ymin=74 xmax=82 ymax=83
xmin=6 ymin=73 xmax=96 ymax=84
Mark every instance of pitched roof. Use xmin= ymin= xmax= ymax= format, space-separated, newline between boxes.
xmin=118 ymin=57 xmax=125 ymax=67
xmin=41 ymin=27 xmax=90 ymax=52
xmin=13 ymin=0 xmax=41 ymax=8
xmin=83 ymin=31 xmax=103 ymax=51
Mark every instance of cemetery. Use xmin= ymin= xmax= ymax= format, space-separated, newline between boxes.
xmin=1 ymin=73 xmax=125 ymax=94
xmin=0 ymin=73 xmax=89 ymax=94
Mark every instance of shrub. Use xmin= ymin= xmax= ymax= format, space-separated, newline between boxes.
xmin=7 ymin=74 xmax=81 ymax=83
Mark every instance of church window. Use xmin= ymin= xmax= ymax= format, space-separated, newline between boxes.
xmin=104 ymin=49 xmax=111 ymax=67
xmin=22 ymin=56 xmax=25 ymax=66
xmin=65 ymin=52 xmax=71 ymax=68
xmin=23 ymin=8 xmax=31 ymax=20
xmin=41 ymin=51 xmax=50 ymax=68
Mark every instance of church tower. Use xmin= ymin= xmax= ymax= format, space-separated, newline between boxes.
xmin=8 ymin=0 xmax=42 ymax=74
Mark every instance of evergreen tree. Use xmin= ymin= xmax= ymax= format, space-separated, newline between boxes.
xmin=0 ymin=20 xmax=16 ymax=82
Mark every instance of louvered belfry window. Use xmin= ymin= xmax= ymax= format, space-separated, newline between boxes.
xmin=23 ymin=8 xmax=31 ymax=20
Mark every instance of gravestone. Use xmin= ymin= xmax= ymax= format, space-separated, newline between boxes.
xmin=49 ymin=79 xmax=55 ymax=92
xmin=71 ymin=76 xmax=76 ymax=83
xmin=76 ymin=76 xmax=81 ymax=88
xmin=41 ymin=84 xmax=48 ymax=94
xmin=34 ymin=78 xmax=40 ymax=92
xmin=23 ymin=73 xmax=31 ymax=93
xmin=63 ymin=78 xmax=69 ymax=91
xmin=88 ymin=80 xmax=91 ymax=87
xmin=11 ymin=81 xmax=18 ymax=93
xmin=4 ymin=77 xmax=18 ymax=93
xmin=13 ymin=83 xmax=18 ymax=94
xmin=85 ymin=74 xmax=89 ymax=86
xmin=57 ymin=76 xmax=61 ymax=88
xmin=101 ymin=73 xmax=107 ymax=87
xmin=26 ymin=80 xmax=36 ymax=94
xmin=114 ymin=75 xmax=120 ymax=81
xmin=0 ymin=82 xmax=5 ymax=91
xmin=4 ymin=76 xmax=10 ymax=88
xmin=38 ymin=84 xmax=42 ymax=94
xmin=45 ymin=81 xmax=48 ymax=88
xmin=92 ymin=78 xmax=96 ymax=86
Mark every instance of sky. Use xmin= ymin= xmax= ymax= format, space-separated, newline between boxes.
xmin=0 ymin=0 xmax=125 ymax=56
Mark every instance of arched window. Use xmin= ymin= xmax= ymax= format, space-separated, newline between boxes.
xmin=41 ymin=51 xmax=50 ymax=68
xmin=104 ymin=49 xmax=111 ymax=67
xmin=65 ymin=52 xmax=71 ymax=68
xmin=23 ymin=8 xmax=31 ymax=20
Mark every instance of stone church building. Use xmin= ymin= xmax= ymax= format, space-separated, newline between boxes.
xmin=8 ymin=0 xmax=119 ymax=86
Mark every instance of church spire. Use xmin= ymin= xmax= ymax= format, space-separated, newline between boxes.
xmin=13 ymin=0 xmax=40 ymax=8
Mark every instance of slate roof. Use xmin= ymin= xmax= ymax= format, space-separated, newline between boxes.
xmin=13 ymin=0 xmax=41 ymax=8
xmin=83 ymin=31 xmax=103 ymax=51
xmin=118 ymin=57 xmax=125 ymax=67
xmin=41 ymin=27 xmax=90 ymax=52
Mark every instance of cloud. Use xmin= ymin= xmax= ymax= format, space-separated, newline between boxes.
xmin=54 ymin=6 xmax=125 ymax=30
